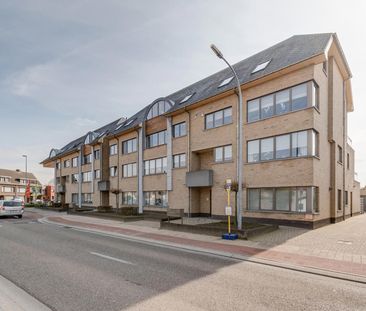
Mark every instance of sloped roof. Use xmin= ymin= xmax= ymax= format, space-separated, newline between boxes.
xmin=0 ymin=168 xmax=39 ymax=183
xmin=166 ymin=33 xmax=333 ymax=113
xmin=45 ymin=33 xmax=337 ymax=162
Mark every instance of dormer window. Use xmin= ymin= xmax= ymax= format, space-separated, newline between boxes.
xmin=218 ymin=76 xmax=234 ymax=88
xmin=146 ymin=100 xmax=172 ymax=120
xmin=252 ymin=60 xmax=271 ymax=74
xmin=179 ymin=94 xmax=194 ymax=104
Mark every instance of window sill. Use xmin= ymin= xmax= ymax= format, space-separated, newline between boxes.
xmin=246 ymin=209 xmax=310 ymax=215
xmin=204 ymin=121 xmax=233 ymax=132
xmin=213 ymin=160 xmax=234 ymax=165
xmin=145 ymin=144 xmax=167 ymax=150
xmin=122 ymin=151 xmax=137 ymax=156
xmin=245 ymin=155 xmax=318 ymax=165
xmin=122 ymin=176 xmax=137 ymax=179
xmin=173 ymin=166 xmax=187 ymax=170
xmin=337 ymin=161 xmax=343 ymax=165
xmin=144 ymin=173 xmax=167 ymax=177
xmin=173 ymin=135 xmax=187 ymax=140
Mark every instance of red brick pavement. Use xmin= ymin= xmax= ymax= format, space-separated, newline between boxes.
xmin=47 ymin=216 xmax=366 ymax=279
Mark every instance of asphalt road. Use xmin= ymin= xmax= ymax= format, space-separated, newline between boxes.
xmin=0 ymin=211 xmax=365 ymax=311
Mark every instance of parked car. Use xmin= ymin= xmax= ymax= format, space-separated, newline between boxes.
xmin=0 ymin=199 xmax=24 ymax=218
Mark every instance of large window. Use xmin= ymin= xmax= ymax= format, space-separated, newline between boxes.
xmin=110 ymin=166 xmax=117 ymax=177
xmin=122 ymin=163 xmax=137 ymax=178
xmin=247 ymin=130 xmax=318 ymax=163
xmin=64 ymin=160 xmax=70 ymax=168
xmin=72 ymin=157 xmax=78 ymax=167
xmin=173 ymin=154 xmax=186 ymax=168
xmin=122 ymin=192 xmax=137 ymax=205
xmin=94 ymin=169 xmax=100 ymax=179
xmin=214 ymin=145 xmax=232 ymax=163
xmin=110 ymin=144 xmax=118 ymax=156
xmin=247 ymin=187 xmax=318 ymax=213
xmin=247 ymin=81 xmax=318 ymax=123
xmin=72 ymin=193 xmax=78 ymax=204
xmin=205 ymin=107 xmax=232 ymax=129
xmin=144 ymin=157 xmax=167 ymax=175
xmin=81 ymin=171 xmax=91 ymax=182
xmin=144 ymin=191 xmax=168 ymax=207
xmin=173 ymin=122 xmax=186 ymax=138
xmin=122 ymin=138 xmax=137 ymax=154
xmin=146 ymin=130 xmax=167 ymax=148
xmin=147 ymin=101 xmax=171 ymax=120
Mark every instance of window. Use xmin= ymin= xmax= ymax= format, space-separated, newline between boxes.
xmin=56 ymin=162 xmax=60 ymax=170
xmin=110 ymin=144 xmax=118 ymax=156
xmin=144 ymin=157 xmax=167 ymax=175
xmin=292 ymin=131 xmax=308 ymax=157
xmin=275 ymin=89 xmax=290 ymax=115
xmin=205 ymin=107 xmax=232 ymax=129
xmin=338 ymin=145 xmax=343 ymax=163
xmin=252 ymin=60 xmax=271 ymax=74
xmin=81 ymin=171 xmax=92 ymax=182
xmin=248 ymin=187 xmax=318 ymax=213
xmin=248 ymin=189 xmax=260 ymax=210
xmin=72 ymin=157 xmax=78 ymax=167
xmin=146 ymin=130 xmax=166 ymax=148
xmin=275 ymin=135 xmax=290 ymax=159
xmin=94 ymin=149 xmax=100 ymax=160
xmin=347 ymin=153 xmax=350 ymax=169
xmin=247 ymin=140 xmax=259 ymax=163
xmin=179 ymin=94 xmax=193 ymax=104
xmin=173 ymin=122 xmax=186 ymax=138
xmin=247 ymin=81 xmax=317 ymax=123
xmin=214 ymin=145 xmax=232 ymax=163
xmin=64 ymin=160 xmax=70 ymax=168
xmin=71 ymin=174 xmax=79 ymax=183
xmin=83 ymin=154 xmax=91 ymax=165
xmin=122 ymin=138 xmax=137 ymax=154
xmin=82 ymin=193 xmax=92 ymax=204
xmin=261 ymin=95 xmax=274 ymax=119
xmin=144 ymin=191 xmax=168 ymax=207
xmin=122 ymin=192 xmax=137 ymax=205
xmin=71 ymin=193 xmax=79 ymax=204
xmin=247 ymin=99 xmax=260 ymax=122
xmin=122 ymin=163 xmax=137 ymax=178
xmin=338 ymin=189 xmax=342 ymax=210
xmin=173 ymin=154 xmax=186 ymax=168
xmin=345 ymin=191 xmax=348 ymax=206
xmin=18 ymin=188 xmax=26 ymax=193
xmin=147 ymin=101 xmax=172 ymax=119
xmin=218 ymin=76 xmax=234 ymax=88
xmin=3 ymin=187 xmax=14 ymax=193
xmin=260 ymin=138 xmax=274 ymax=161
xmin=110 ymin=166 xmax=117 ymax=177
xmin=292 ymin=84 xmax=308 ymax=111
xmin=94 ymin=169 xmax=100 ymax=179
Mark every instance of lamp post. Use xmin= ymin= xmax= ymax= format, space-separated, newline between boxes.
xmin=210 ymin=44 xmax=243 ymax=230
xmin=22 ymin=154 xmax=28 ymax=203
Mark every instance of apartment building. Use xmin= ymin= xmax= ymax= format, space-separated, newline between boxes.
xmin=42 ymin=33 xmax=360 ymax=228
xmin=0 ymin=168 xmax=42 ymax=202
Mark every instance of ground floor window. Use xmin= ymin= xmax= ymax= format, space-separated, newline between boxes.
xmin=144 ymin=191 xmax=167 ymax=208
xmin=82 ymin=193 xmax=92 ymax=204
xmin=247 ymin=186 xmax=318 ymax=213
xmin=122 ymin=192 xmax=137 ymax=205
xmin=71 ymin=193 xmax=78 ymax=204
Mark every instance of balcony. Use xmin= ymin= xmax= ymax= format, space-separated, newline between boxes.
xmin=186 ymin=170 xmax=213 ymax=187
xmin=98 ymin=180 xmax=110 ymax=192
xmin=56 ymin=184 xmax=66 ymax=193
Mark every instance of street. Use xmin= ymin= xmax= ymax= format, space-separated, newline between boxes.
xmin=0 ymin=211 xmax=365 ymax=311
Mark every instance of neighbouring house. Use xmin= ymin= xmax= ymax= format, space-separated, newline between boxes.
xmin=41 ymin=33 xmax=360 ymax=229
xmin=43 ymin=185 xmax=55 ymax=202
xmin=360 ymin=186 xmax=366 ymax=212
xmin=0 ymin=168 xmax=42 ymax=202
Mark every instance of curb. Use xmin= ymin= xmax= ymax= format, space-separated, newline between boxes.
xmin=39 ymin=216 xmax=366 ymax=285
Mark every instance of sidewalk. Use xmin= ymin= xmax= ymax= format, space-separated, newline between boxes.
xmin=40 ymin=212 xmax=366 ymax=282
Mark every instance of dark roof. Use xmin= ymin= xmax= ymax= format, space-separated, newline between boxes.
xmin=0 ymin=168 xmax=39 ymax=184
xmin=166 ymin=33 xmax=333 ymax=113
xmin=46 ymin=33 xmax=335 ymax=161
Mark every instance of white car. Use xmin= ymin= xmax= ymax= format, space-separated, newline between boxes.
xmin=0 ymin=199 xmax=24 ymax=218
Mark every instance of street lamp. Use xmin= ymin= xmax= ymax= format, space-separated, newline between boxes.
xmin=22 ymin=155 xmax=28 ymax=202
xmin=210 ymin=44 xmax=243 ymax=230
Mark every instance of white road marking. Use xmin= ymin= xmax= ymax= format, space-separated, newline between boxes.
xmin=90 ymin=252 xmax=135 ymax=265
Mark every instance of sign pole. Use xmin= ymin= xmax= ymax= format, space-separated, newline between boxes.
xmin=222 ymin=179 xmax=238 ymax=240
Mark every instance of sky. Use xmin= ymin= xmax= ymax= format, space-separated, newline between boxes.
xmin=1 ymin=0 xmax=366 ymax=186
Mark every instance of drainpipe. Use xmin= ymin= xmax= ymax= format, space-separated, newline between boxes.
xmin=137 ymin=125 xmax=144 ymax=214
xmin=78 ymin=147 xmax=82 ymax=208
xmin=91 ymin=145 xmax=94 ymax=194
xmin=342 ymin=79 xmax=348 ymax=221
xmin=166 ymin=117 xmax=173 ymax=192
xmin=185 ymin=109 xmax=192 ymax=217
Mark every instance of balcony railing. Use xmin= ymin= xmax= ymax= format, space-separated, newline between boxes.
xmin=186 ymin=170 xmax=213 ymax=187
xmin=98 ymin=180 xmax=110 ymax=192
